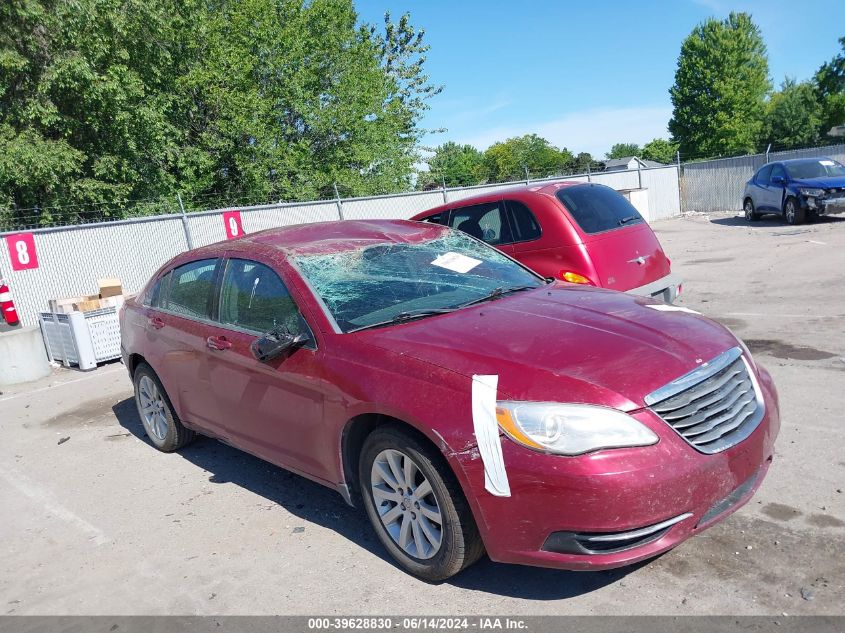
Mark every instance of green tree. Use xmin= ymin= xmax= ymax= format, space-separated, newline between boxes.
xmin=606 ymin=143 xmax=641 ymax=160
xmin=764 ymin=78 xmax=823 ymax=149
xmin=0 ymin=0 xmax=439 ymax=226
xmin=669 ymin=12 xmax=771 ymax=158
xmin=815 ymin=37 xmax=845 ymax=137
xmin=418 ymin=142 xmax=484 ymax=188
xmin=480 ymin=134 xmax=573 ymax=182
xmin=178 ymin=0 xmax=436 ymax=203
xmin=641 ymin=138 xmax=679 ymax=164
xmin=572 ymin=152 xmax=596 ymax=173
xmin=0 ymin=0 xmax=187 ymax=223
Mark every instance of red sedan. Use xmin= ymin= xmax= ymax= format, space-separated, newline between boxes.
xmin=120 ymin=219 xmax=779 ymax=580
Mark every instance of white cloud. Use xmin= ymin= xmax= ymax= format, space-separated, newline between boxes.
xmin=455 ymin=105 xmax=673 ymax=157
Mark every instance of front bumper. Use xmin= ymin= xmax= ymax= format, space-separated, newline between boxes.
xmin=627 ymin=272 xmax=683 ymax=303
xmin=804 ymin=194 xmax=845 ymax=215
xmin=454 ymin=367 xmax=779 ymax=571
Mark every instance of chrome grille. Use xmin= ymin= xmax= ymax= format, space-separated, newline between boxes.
xmin=645 ymin=347 xmax=764 ymax=454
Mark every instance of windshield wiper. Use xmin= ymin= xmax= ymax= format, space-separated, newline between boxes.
xmin=618 ymin=215 xmax=639 ymax=225
xmin=457 ymin=284 xmax=538 ymax=309
xmin=347 ymin=308 xmax=455 ymax=333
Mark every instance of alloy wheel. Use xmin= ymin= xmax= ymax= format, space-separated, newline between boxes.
xmin=138 ymin=375 xmax=169 ymax=441
xmin=785 ymin=200 xmax=795 ymax=223
xmin=370 ymin=448 xmax=443 ymax=560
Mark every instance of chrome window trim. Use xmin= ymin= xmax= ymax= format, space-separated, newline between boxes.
xmin=644 ymin=347 xmax=743 ymax=406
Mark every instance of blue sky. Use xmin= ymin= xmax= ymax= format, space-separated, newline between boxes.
xmin=356 ymin=0 xmax=844 ymax=158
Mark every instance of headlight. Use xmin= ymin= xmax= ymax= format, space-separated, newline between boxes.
xmin=496 ymin=402 xmax=658 ymax=455
xmin=799 ymin=187 xmax=825 ymax=197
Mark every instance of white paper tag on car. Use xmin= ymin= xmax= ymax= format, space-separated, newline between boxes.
xmin=431 ymin=252 xmax=482 ymax=273
xmin=646 ymin=304 xmax=700 ymax=314
xmin=820 ymin=160 xmax=835 ymax=166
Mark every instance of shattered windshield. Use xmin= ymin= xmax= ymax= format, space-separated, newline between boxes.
xmin=292 ymin=230 xmax=544 ymax=333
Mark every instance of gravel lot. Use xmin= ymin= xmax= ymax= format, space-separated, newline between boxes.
xmin=1 ymin=212 xmax=843 ymax=616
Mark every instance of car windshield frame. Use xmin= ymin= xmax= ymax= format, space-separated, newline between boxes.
xmin=289 ymin=229 xmax=546 ymax=333
xmin=784 ymin=159 xmax=845 ymax=179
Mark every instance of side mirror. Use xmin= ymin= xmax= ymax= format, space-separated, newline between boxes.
xmin=771 ymin=175 xmax=785 ymax=185
xmin=250 ymin=326 xmax=309 ymax=362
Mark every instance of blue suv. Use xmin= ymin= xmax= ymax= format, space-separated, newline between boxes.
xmin=743 ymin=158 xmax=845 ymax=224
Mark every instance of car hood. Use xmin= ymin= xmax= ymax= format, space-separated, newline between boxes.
xmin=359 ymin=285 xmax=741 ymax=412
xmin=791 ymin=176 xmax=845 ymax=189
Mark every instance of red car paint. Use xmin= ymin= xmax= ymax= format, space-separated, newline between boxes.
xmin=120 ymin=219 xmax=778 ymax=571
xmin=412 ymin=181 xmax=681 ymax=300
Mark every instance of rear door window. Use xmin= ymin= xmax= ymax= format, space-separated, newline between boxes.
xmin=218 ymin=259 xmax=306 ymax=336
xmin=143 ymin=272 xmax=171 ymax=308
xmin=165 ymin=259 xmax=218 ymax=320
xmin=505 ymin=200 xmax=541 ymax=242
xmin=449 ymin=202 xmax=513 ymax=245
xmin=555 ymin=185 xmax=643 ymax=235
xmin=421 ymin=211 xmax=449 ymax=225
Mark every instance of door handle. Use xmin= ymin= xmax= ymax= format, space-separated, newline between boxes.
xmin=148 ymin=316 xmax=165 ymax=330
xmin=206 ymin=335 xmax=232 ymax=351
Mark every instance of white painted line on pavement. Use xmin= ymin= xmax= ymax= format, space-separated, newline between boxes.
xmin=724 ymin=312 xmax=844 ymax=319
xmin=0 ymin=465 xmax=110 ymax=546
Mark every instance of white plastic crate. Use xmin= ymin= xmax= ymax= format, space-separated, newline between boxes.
xmin=39 ymin=307 xmax=122 ymax=370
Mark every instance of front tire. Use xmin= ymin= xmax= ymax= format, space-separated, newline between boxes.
xmin=744 ymin=198 xmax=760 ymax=221
xmin=359 ymin=426 xmax=483 ymax=581
xmin=133 ymin=363 xmax=195 ymax=452
xmin=784 ymin=197 xmax=805 ymax=225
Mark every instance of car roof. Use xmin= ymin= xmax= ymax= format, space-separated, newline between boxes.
xmin=772 ymin=157 xmax=835 ymax=165
xmin=413 ymin=180 xmax=590 ymax=217
xmin=193 ymin=219 xmax=451 ymax=258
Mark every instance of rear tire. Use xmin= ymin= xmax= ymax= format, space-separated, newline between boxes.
xmin=744 ymin=198 xmax=760 ymax=221
xmin=359 ymin=425 xmax=484 ymax=581
xmin=133 ymin=363 xmax=195 ymax=452
xmin=784 ymin=197 xmax=805 ymax=225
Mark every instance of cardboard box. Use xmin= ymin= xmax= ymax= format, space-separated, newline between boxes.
xmin=98 ymin=278 xmax=123 ymax=299
xmin=48 ymin=297 xmax=81 ymax=314
xmin=73 ymin=299 xmax=103 ymax=312
xmin=100 ymin=295 xmax=125 ymax=309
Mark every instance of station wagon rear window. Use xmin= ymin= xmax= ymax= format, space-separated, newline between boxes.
xmin=556 ymin=184 xmax=643 ymax=234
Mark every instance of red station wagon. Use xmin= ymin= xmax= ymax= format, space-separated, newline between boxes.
xmin=120 ymin=220 xmax=778 ymax=580
xmin=412 ymin=182 xmax=682 ymax=302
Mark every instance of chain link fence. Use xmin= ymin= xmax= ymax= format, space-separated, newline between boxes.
xmin=680 ymin=143 xmax=845 ymax=213
xmin=1 ymin=167 xmax=683 ymax=327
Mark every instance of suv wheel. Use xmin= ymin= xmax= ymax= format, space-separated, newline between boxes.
xmin=359 ymin=426 xmax=484 ymax=581
xmin=744 ymin=199 xmax=760 ymax=221
xmin=784 ymin=197 xmax=805 ymax=225
xmin=133 ymin=363 xmax=195 ymax=452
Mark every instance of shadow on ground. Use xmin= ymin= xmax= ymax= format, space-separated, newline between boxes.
xmin=112 ymin=397 xmax=639 ymax=599
xmin=710 ymin=214 xmax=845 ymax=228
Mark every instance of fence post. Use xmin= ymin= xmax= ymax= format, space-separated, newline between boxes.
xmin=333 ymin=182 xmax=345 ymax=220
xmin=524 ymin=166 xmax=530 ymax=185
xmin=637 ymin=163 xmax=643 ymax=189
xmin=765 ymin=144 xmax=771 ymax=164
xmin=676 ymin=151 xmax=683 ymax=214
xmin=177 ymin=193 xmax=194 ymax=250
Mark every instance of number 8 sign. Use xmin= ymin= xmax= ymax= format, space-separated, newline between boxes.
xmin=222 ymin=210 xmax=244 ymax=240
xmin=5 ymin=233 xmax=39 ymax=271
